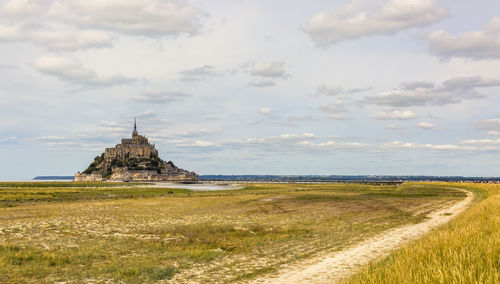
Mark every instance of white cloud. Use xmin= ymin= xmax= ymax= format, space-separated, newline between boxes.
xmin=382 ymin=141 xmax=461 ymax=150
xmin=176 ymin=140 xmax=218 ymax=148
xmin=36 ymin=136 xmax=67 ymax=141
xmin=259 ymin=107 xmax=272 ymax=115
xmin=179 ymin=65 xmax=219 ymax=82
xmin=385 ymin=125 xmax=405 ymax=131
xmin=400 ymin=81 xmax=435 ymax=90
xmin=417 ymin=121 xmax=435 ymax=129
xmin=487 ymin=131 xmax=500 ymax=136
xmin=320 ymin=100 xmax=347 ymax=119
xmin=461 ymin=138 xmax=500 ymax=146
xmin=280 ymin=115 xmax=315 ymax=127
xmin=362 ymin=76 xmax=500 ymax=107
xmin=1 ymin=0 xmax=42 ymax=17
xmin=221 ymin=133 xmax=368 ymax=152
xmin=473 ymin=118 xmax=500 ymax=131
xmin=136 ymin=110 xmax=158 ymax=119
xmin=2 ymin=0 xmax=204 ymax=37
xmin=327 ymin=114 xmax=347 ymax=120
xmin=55 ymin=0 xmax=203 ymax=37
xmin=0 ymin=0 xmax=205 ymax=51
xmin=33 ymin=56 xmax=136 ymax=88
xmin=304 ymin=0 xmax=446 ymax=46
xmin=426 ymin=17 xmax=500 ymax=60
xmin=133 ymin=90 xmax=191 ymax=104
xmin=0 ymin=136 xmax=17 ymax=143
xmin=249 ymin=79 xmax=276 ymax=87
xmin=250 ymin=61 xmax=288 ymax=78
xmin=373 ymin=110 xmax=416 ymax=120
xmin=316 ymin=84 xmax=343 ymax=96
xmin=0 ymin=25 xmax=114 ymax=50
xmin=166 ymin=129 xmax=218 ymax=138
xmin=298 ymin=140 xmax=369 ymax=150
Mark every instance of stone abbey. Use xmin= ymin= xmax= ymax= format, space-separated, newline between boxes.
xmin=74 ymin=119 xmax=198 ymax=182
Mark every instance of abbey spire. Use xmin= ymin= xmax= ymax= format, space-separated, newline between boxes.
xmin=132 ymin=117 xmax=138 ymax=137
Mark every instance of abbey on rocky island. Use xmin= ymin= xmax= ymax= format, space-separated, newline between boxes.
xmin=74 ymin=119 xmax=198 ymax=182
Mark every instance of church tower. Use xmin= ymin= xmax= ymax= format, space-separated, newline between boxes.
xmin=132 ymin=117 xmax=138 ymax=137
xmin=132 ymin=117 xmax=139 ymax=141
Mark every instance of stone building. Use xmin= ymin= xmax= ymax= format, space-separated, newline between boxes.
xmin=103 ymin=119 xmax=158 ymax=165
xmin=74 ymin=119 xmax=198 ymax=182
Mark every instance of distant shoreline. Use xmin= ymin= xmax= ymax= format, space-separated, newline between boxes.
xmin=27 ymin=175 xmax=500 ymax=183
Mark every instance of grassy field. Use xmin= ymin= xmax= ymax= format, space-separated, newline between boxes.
xmin=0 ymin=182 xmax=177 ymax=204
xmin=346 ymin=182 xmax=499 ymax=283
xmin=0 ymin=182 xmax=466 ymax=283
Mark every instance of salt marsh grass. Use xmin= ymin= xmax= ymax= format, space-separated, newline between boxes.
xmin=346 ymin=183 xmax=499 ymax=284
xmin=0 ymin=182 xmax=466 ymax=283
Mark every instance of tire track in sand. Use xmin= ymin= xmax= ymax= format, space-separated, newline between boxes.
xmin=249 ymin=188 xmax=474 ymax=284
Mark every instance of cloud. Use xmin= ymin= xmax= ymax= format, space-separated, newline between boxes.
xmin=0 ymin=0 xmax=205 ymax=51
xmin=164 ymin=133 xmax=363 ymax=154
xmin=417 ymin=121 xmax=435 ymax=129
xmin=167 ymin=129 xmax=218 ymax=138
xmin=488 ymin=131 xmax=500 ymax=136
xmin=304 ymin=0 xmax=446 ymax=46
xmin=280 ymin=115 xmax=315 ymax=127
xmin=362 ymin=76 xmax=500 ymax=107
xmin=320 ymin=100 xmax=347 ymax=120
xmin=373 ymin=110 xmax=416 ymax=120
xmin=250 ymin=61 xmax=288 ymax=78
xmin=298 ymin=140 xmax=369 ymax=150
xmin=33 ymin=56 xmax=136 ymax=88
xmin=472 ymin=118 xmax=500 ymax=131
xmin=346 ymin=87 xmax=372 ymax=94
xmin=179 ymin=65 xmax=219 ymax=82
xmin=249 ymin=79 xmax=276 ymax=87
xmin=171 ymin=140 xmax=220 ymax=149
xmin=225 ymin=133 xmax=369 ymax=152
xmin=0 ymin=63 xmax=17 ymax=70
xmin=426 ymin=17 xmax=500 ymax=60
xmin=461 ymin=138 xmax=500 ymax=146
xmin=135 ymin=110 xmax=157 ymax=119
xmin=1 ymin=0 xmax=42 ymax=16
xmin=133 ymin=90 xmax=191 ymax=104
xmin=0 ymin=24 xmax=114 ymax=50
xmin=58 ymin=0 xmax=203 ymax=37
xmin=459 ymin=138 xmax=500 ymax=151
xmin=1 ymin=0 xmax=204 ymax=37
xmin=400 ymin=81 xmax=435 ymax=90
xmin=36 ymin=136 xmax=67 ymax=141
xmin=315 ymin=84 xmax=371 ymax=96
xmin=259 ymin=107 xmax=272 ymax=115
xmin=239 ymin=133 xmax=315 ymax=144
xmin=381 ymin=141 xmax=461 ymax=150
xmin=316 ymin=84 xmax=343 ymax=96
xmin=0 ymin=136 xmax=17 ymax=143
xmin=385 ymin=125 xmax=405 ymax=131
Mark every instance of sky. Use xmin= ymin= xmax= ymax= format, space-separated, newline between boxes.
xmin=2 ymin=0 xmax=500 ymax=179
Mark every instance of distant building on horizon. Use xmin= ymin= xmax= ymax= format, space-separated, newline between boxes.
xmin=74 ymin=119 xmax=198 ymax=182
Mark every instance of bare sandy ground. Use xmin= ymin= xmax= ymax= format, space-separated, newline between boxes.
xmin=249 ymin=188 xmax=474 ymax=284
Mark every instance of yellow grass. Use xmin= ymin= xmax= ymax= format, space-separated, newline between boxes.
xmin=346 ymin=182 xmax=500 ymax=283
xmin=0 ymin=182 xmax=466 ymax=283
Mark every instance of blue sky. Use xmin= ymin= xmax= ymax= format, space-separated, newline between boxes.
xmin=1 ymin=0 xmax=500 ymax=179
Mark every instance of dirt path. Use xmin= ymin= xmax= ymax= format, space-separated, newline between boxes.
xmin=249 ymin=188 xmax=474 ymax=284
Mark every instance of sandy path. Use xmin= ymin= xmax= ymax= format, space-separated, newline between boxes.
xmin=249 ymin=188 xmax=473 ymax=284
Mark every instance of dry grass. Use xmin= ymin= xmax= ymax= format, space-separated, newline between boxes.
xmin=345 ymin=182 xmax=499 ymax=284
xmin=0 ymin=182 xmax=464 ymax=283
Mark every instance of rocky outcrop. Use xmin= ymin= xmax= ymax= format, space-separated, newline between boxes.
xmin=74 ymin=121 xmax=198 ymax=182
